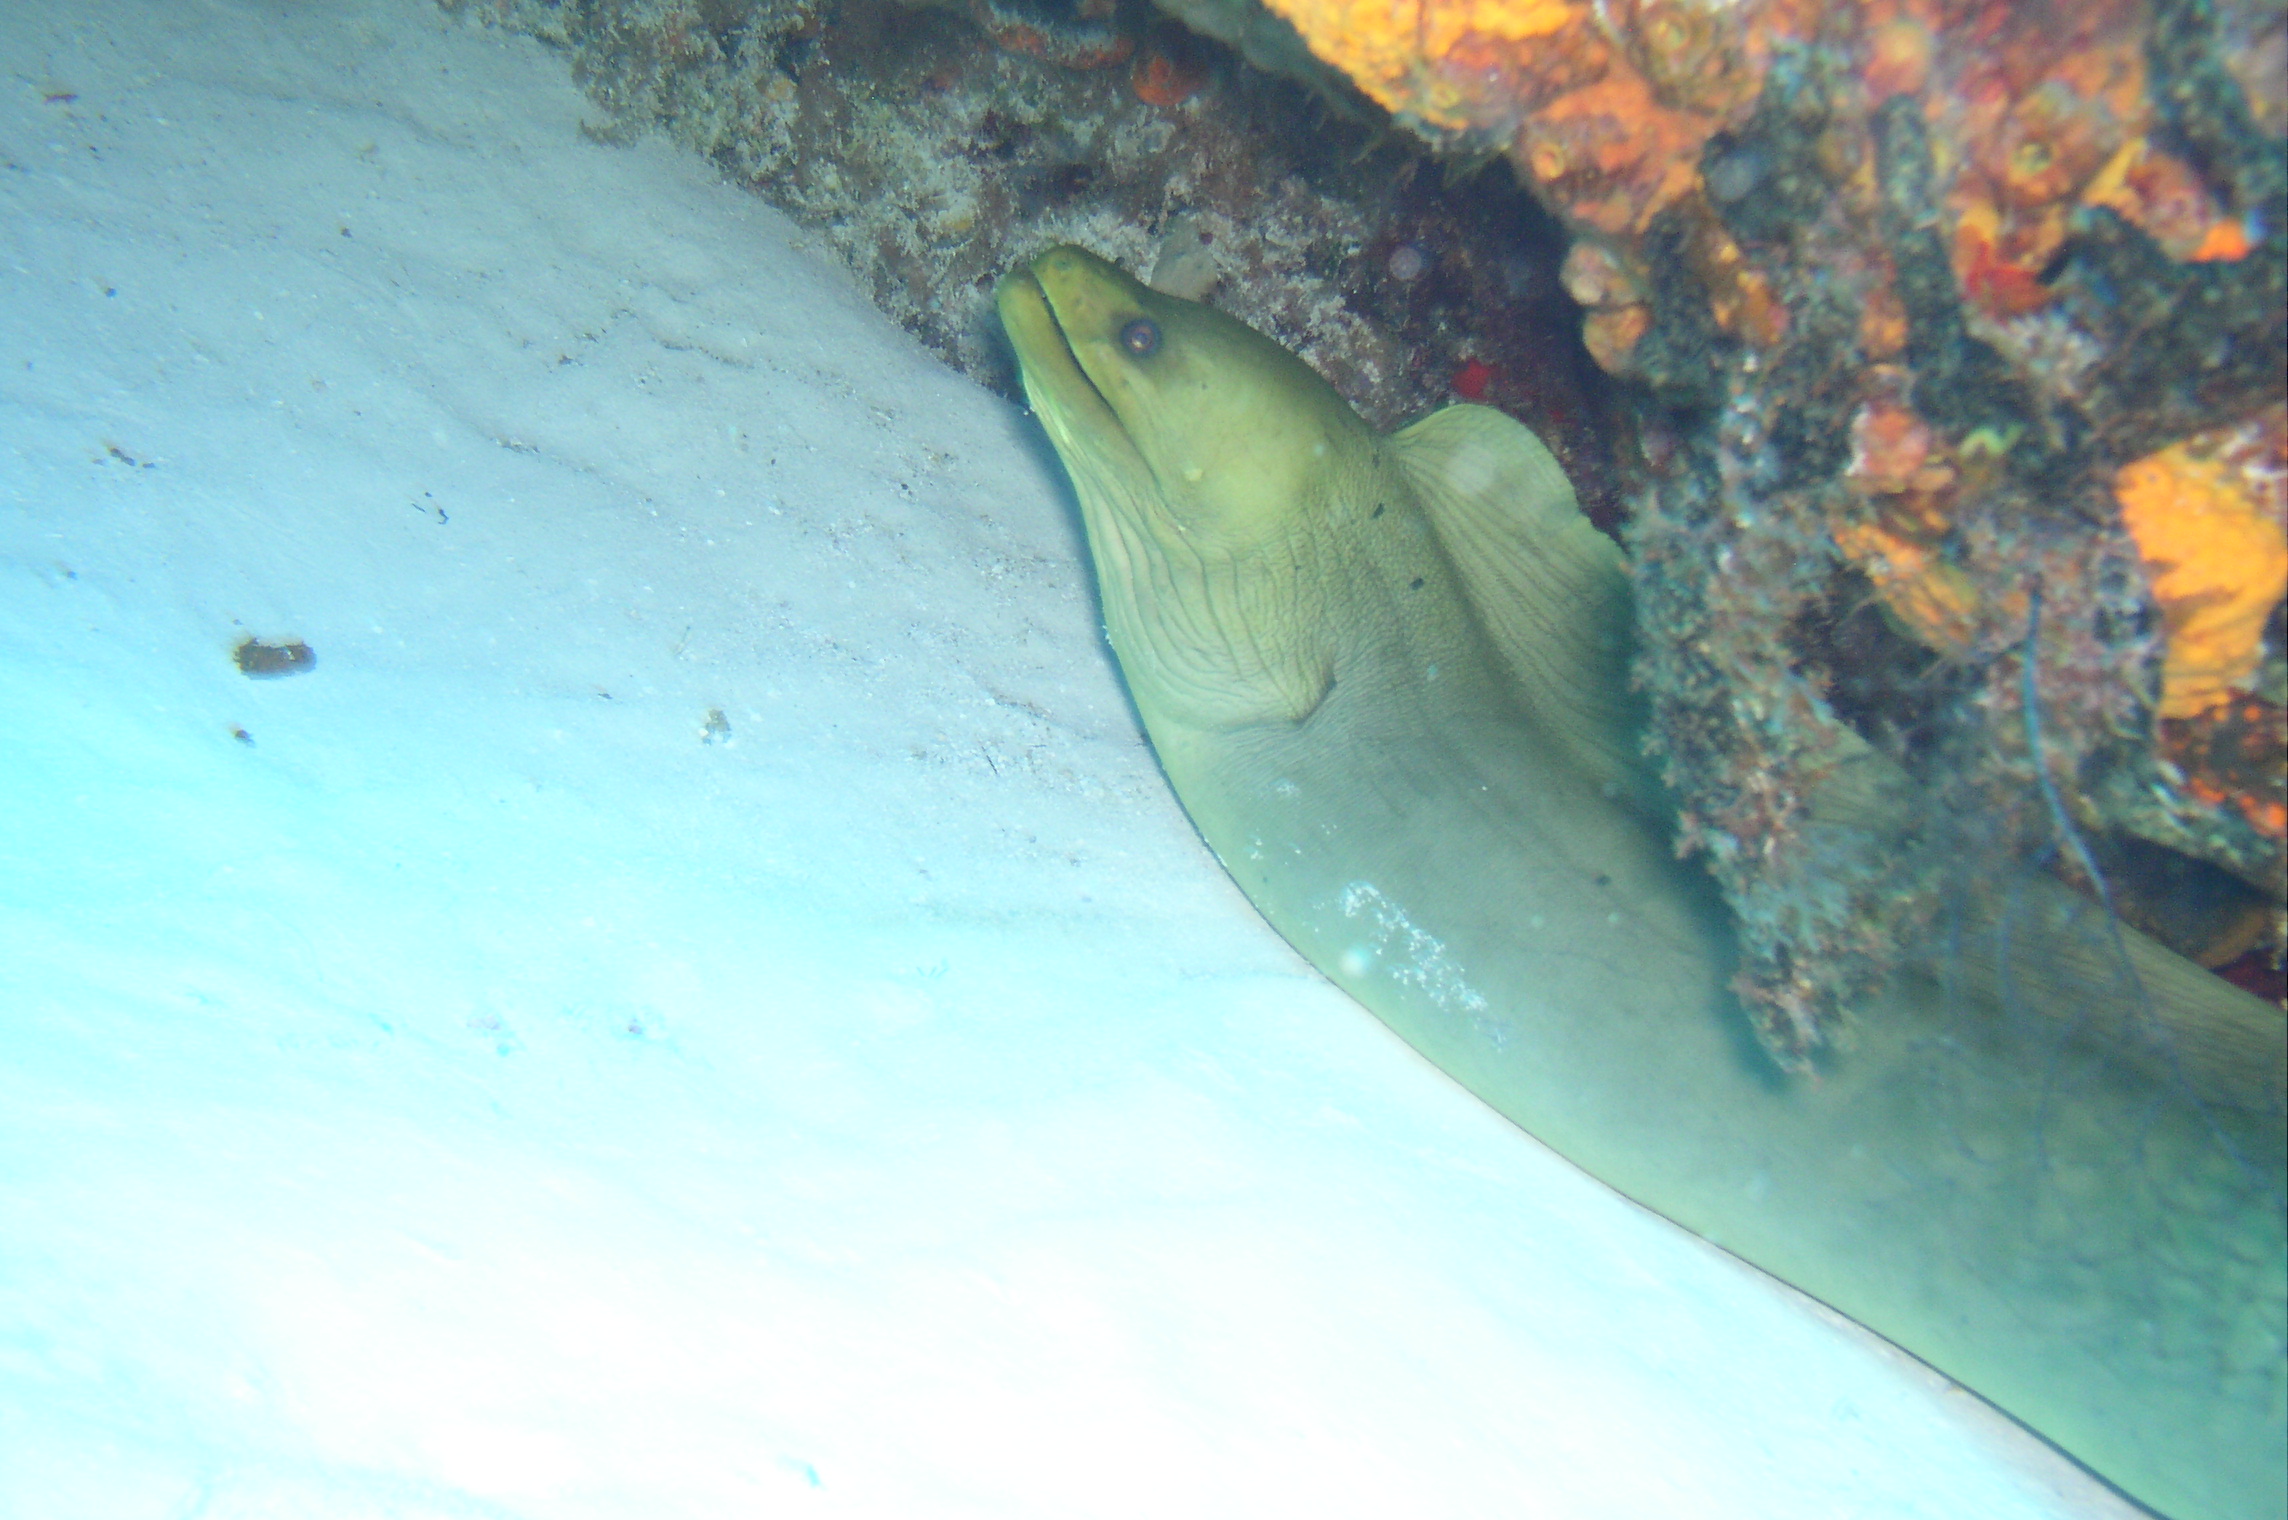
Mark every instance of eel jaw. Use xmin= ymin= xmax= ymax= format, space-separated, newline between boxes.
xmin=995 ymin=266 xmax=1125 ymax=456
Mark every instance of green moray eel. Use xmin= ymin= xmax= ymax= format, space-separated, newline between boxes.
xmin=998 ymin=246 xmax=2288 ymax=1520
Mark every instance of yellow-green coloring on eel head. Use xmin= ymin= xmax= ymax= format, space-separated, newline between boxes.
xmin=999 ymin=245 xmax=2285 ymax=1520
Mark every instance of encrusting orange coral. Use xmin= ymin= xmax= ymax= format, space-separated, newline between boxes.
xmin=1258 ymin=0 xmax=1769 ymax=236
xmin=2115 ymin=407 xmax=2288 ymax=720
xmin=1260 ymin=0 xmax=2255 ymax=332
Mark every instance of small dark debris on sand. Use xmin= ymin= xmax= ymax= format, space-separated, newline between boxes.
xmin=234 ymin=637 xmax=316 ymax=678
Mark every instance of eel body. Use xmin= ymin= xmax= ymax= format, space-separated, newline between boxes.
xmin=998 ymin=246 xmax=2287 ymax=1520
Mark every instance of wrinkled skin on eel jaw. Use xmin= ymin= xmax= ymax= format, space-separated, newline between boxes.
xmin=1000 ymin=245 xmax=2287 ymax=1520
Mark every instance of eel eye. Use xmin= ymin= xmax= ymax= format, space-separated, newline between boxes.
xmin=1119 ymin=318 xmax=1160 ymax=357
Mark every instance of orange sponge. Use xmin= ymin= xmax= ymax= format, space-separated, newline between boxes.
xmin=2115 ymin=407 xmax=2288 ymax=719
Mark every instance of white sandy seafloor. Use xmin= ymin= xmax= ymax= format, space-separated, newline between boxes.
xmin=0 ymin=3 xmax=2150 ymax=1517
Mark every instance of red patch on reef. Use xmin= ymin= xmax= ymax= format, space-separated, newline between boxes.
xmin=2188 ymin=218 xmax=2254 ymax=261
xmin=1452 ymin=357 xmax=1496 ymax=400
xmin=971 ymin=1 xmax=1133 ymax=70
xmin=2217 ymin=948 xmax=2288 ymax=1006
xmin=1958 ymin=235 xmax=2054 ymax=316
xmin=1132 ymin=36 xmax=1206 ymax=108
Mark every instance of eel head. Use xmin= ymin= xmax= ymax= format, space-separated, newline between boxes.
xmin=996 ymin=245 xmax=1369 ymax=557
xmin=998 ymin=245 xmax=1365 ymax=730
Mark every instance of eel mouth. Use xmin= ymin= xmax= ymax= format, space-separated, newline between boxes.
xmin=996 ymin=261 xmax=1155 ymax=501
xmin=996 ymin=264 xmax=1121 ymax=439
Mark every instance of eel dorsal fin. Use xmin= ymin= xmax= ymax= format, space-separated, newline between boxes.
xmin=1390 ymin=404 xmax=1654 ymax=810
